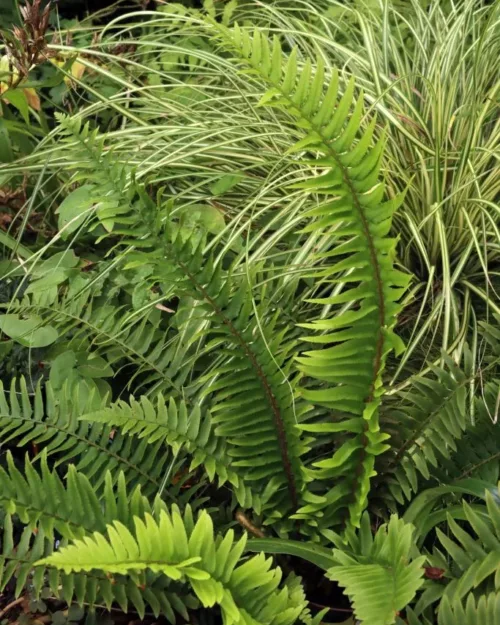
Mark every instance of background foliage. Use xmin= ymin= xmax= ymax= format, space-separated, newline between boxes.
xmin=0 ymin=1 xmax=499 ymax=624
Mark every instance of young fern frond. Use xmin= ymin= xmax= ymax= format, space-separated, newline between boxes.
xmin=55 ymin=114 xmax=139 ymax=235
xmin=215 ymin=24 xmax=409 ymax=528
xmin=38 ymin=507 xmax=307 ymax=625
xmin=0 ymin=378 xmax=170 ymax=496
xmin=0 ymin=459 xmax=197 ymax=620
xmin=326 ymin=515 xmax=425 ymax=625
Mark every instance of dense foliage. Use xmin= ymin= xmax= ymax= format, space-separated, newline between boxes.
xmin=0 ymin=1 xmax=499 ymax=624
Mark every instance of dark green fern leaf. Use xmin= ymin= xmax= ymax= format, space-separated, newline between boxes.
xmin=0 ymin=377 xmax=170 ymax=496
xmin=82 ymin=394 xmax=266 ymax=511
xmin=155 ymin=234 xmax=308 ymax=519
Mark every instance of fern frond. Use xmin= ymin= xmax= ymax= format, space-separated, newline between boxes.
xmin=55 ymin=115 xmax=140 ymax=235
xmin=0 ymin=451 xmax=152 ymax=540
xmin=0 ymin=459 xmax=197 ymax=620
xmin=422 ymin=490 xmax=500 ymax=609
xmin=437 ymin=592 xmax=500 ymax=625
xmin=326 ymin=515 xmax=425 ymax=625
xmin=0 ymin=378 xmax=170 ymax=496
xmin=82 ymin=394 xmax=263 ymax=510
xmin=215 ymin=24 xmax=409 ymax=528
xmin=378 ymin=356 xmax=470 ymax=504
xmin=377 ymin=347 xmax=500 ymax=507
xmin=435 ymin=414 xmax=500 ymax=484
xmin=155 ymin=236 xmax=307 ymax=518
xmin=38 ymin=506 xmax=307 ymax=625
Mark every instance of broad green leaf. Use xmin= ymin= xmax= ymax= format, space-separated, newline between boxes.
xmin=181 ymin=203 xmax=226 ymax=234
xmin=57 ymin=185 xmax=95 ymax=237
xmin=209 ymin=173 xmax=243 ymax=196
xmin=49 ymin=350 xmax=77 ymax=388
xmin=25 ymin=269 xmax=69 ymax=294
xmin=3 ymin=89 xmax=29 ymax=124
xmin=35 ymin=250 xmax=79 ymax=273
xmin=0 ymin=314 xmax=58 ymax=348
xmin=78 ymin=356 xmax=114 ymax=379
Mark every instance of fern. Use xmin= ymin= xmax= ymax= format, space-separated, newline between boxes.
xmin=154 ymin=238 xmax=308 ymax=518
xmin=403 ymin=592 xmax=500 ymax=625
xmin=0 ymin=457 xmax=196 ymax=620
xmin=326 ymin=514 xmax=425 ymax=625
xmin=1 ymin=7 xmax=497 ymax=624
xmin=50 ymin=113 xmax=309 ymax=520
xmin=55 ymin=114 xmax=144 ymax=235
xmin=0 ymin=378 xmax=171 ymax=496
xmin=437 ymin=592 xmax=500 ymax=625
xmin=213 ymin=24 xmax=409 ymax=529
xmin=420 ymin=490 xmax=500 ymax=611
xmin=82 ymin=394 xmax=265 ymax=511
xmin=434 ymin=414 xmax=500 ymax=484
xmin=375 ymin=345 xmax=500 ymax=508
xmin=0 ymin=451 xmax=152 ymax=538
xmin=38 ymin=506 xmax=307 ymax=625
xmin=378 ymin=355 xmax=470 ymax=504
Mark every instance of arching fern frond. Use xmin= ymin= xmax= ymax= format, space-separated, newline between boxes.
xmin=0 ymin=377 xmax=170 ymax=496
xmin=433 ymin=411 xmax=500 ymax=485
xmin=214 ymin=24 xmax=409 ymax=529
xmin=82 ymin=394 xmax=264 ymax=511
xmin=376 ymin=347 xmax=500 ymax=508
xmin=0 ymin=459 xmax=197 ymax=621
xmin=38 ymin=507 xmax=307 ymax=625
